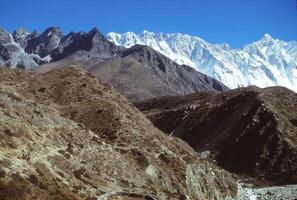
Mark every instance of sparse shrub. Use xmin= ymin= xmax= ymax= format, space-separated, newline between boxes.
xmin=0 ymin=179 xmax=27 ymax=200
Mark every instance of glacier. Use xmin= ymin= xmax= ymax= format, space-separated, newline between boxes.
xmin=107 ymin=31 xmax=297 ymax=91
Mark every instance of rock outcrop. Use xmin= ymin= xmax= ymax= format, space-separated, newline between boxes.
xmin=25 ymin=26 xmax=64 ymax=58
xmin=50 ymin=28 xmax=120 ymax=61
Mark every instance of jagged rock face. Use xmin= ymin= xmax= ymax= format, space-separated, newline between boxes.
xmin=25 ymin=27 xmax=64 ymax=58
xmin=12 ymin=28 xmax=33 ymax=48
xmin=49 ymin=31 xmax=90 ymax=61
xmin=0 ymin=29 xmax=45 ymax=69
xmin=86 ymin=45 xmax=228 ymax=101
xmin=89 ymin=28 xmax=120 ymax=57
xmin=0 ymin=27 xmax=120 ymax=68
xmin=0 ymin=29 xmax=13 ymax=62
xmin=0 ymin=45 xmax=10 ymax=61
xmin=50 ymin=28 xmax=119 ymax=61
xmin=135 ymin=86 xmax=297 ymax=184
xmin=0 ymin=29 xmax=11 ymax=45
xmin=0 ymin=66 xmax=237 ymax=200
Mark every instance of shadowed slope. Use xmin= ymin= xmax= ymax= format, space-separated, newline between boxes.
xmin=136 ymin=86 xmax=297 ymax=184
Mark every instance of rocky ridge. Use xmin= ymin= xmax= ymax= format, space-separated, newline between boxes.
xmin=135 ymin=86 xmax=297 ymax=184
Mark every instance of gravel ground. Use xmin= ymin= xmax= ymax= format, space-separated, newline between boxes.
xmin=238 ymin=184 xmax=297 ymax=200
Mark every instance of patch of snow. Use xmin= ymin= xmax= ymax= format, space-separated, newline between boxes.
xmin=145 ymin=164 xmax=158 ymax=178
xmin=42 ymin=54 xmax=52 ymax=62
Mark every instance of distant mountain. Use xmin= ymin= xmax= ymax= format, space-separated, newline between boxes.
xmin=0 ymin=27 xmax=120 ymax=69
xmin=135 ymin=86 xmax=297 ymax=184
xmin=12 ymin=27 xmax=227 ymax=101
xmin=25 ymin=27 xmax=63 ymax=57
xmin=85 ymin=44 xmax=228 ymax=101
xmin=50 ymin=27 xmax=120 ymax=61
xmin=2 ymin=27 xmax=297 ymax=92
xmin=108 ymin=31 xmax=297 ymax=91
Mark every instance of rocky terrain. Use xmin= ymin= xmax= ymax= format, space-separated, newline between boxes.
xmin=237 ymin=184 xmax=297 ymax=200
xmin=0 ymin=66 xmax=237 ymax=200
xmin=135 ymin=86 xmax=297 ymax=185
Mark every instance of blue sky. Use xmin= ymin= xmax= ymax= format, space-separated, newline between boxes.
xmin=0 ymin=0 xmax=296 ymax=48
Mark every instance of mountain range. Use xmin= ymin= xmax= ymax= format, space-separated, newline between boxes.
xmin=0 ymin=27 xmax=120 ymax=68
xmin=108 ymin=31 xmax=297 ymax=91
xmin=1 ymin=27 xmax=297 ymax=94
xmin=0 ymin=26 xmax=297 ymax=199
xmin=0 ymin=26 xmax=227 ymax=101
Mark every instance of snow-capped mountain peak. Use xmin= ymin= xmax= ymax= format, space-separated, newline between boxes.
xmin=107 ymin=31 xmax=297 ymax=91
xmin=262 ymin=33 xmax=273 ymax=40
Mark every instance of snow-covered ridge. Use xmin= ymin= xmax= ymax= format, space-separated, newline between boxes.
xmin=107 ymin=31 xmax=297 ymax=91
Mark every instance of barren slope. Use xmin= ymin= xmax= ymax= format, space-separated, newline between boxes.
xmin=0 ymin=66 xmax=237 ymax=200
